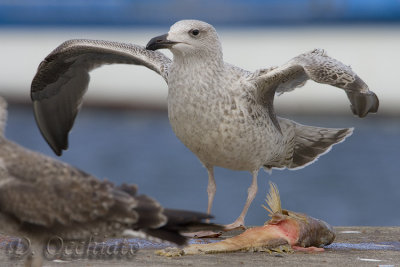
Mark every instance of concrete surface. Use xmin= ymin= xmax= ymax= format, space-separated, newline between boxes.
xmin=1 ymin=226 xmax=400 ymax=266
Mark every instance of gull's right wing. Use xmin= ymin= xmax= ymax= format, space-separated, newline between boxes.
xmin=31 ymin=39 xmax=171 ymax=155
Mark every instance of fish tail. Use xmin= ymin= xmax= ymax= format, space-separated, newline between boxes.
xmin=262 ymin=181 xmax=282 ymax=216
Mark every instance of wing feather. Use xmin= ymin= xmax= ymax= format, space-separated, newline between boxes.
xmin=31 ymin=39 xmax=171 ymax=155
xmin=0 ymin=138 xmax=139 ymax=227
xmin=0 ymin=160 xmax=118 ymax=226
xmin=250 ymin=49 xmax=379 ymax=121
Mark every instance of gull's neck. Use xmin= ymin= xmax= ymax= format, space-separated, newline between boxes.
xmin=172 ymin=49 xmax=225 ymax=71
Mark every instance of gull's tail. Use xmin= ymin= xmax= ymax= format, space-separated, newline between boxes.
xmin=288 ymin=122 xmax=353 ymax=169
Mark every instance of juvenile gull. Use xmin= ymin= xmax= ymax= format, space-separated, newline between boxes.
xmin=0 ymin=97 xmax=221 ymax=267
xmin=30 ymin=20 xmax=379 ymax=231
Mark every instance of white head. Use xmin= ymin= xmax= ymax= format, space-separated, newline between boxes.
xmin=146 ymin=20 xmax=222 ymax=59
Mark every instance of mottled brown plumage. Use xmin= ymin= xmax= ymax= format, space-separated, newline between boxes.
xmin=0 ymin=97 xmax=220 ymax=267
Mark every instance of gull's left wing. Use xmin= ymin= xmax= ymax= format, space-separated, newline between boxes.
xmin=31 ymin=39 xmax=171 ymax=155
xmin=249 ymin=49 xmax=379 ymax=129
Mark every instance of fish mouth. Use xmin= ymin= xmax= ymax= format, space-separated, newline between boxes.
xmin=146 ymin=33 xmax=179 ymax=51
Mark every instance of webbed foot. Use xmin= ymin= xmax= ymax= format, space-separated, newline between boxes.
xmin=224 ymin=221 xmax=246 ymax=231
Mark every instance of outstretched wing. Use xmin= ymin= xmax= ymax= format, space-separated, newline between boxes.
xmin=249 ymin=49 xmax=379 ymax=129
xmin=31 ymin=39 xmax=172 ymax=156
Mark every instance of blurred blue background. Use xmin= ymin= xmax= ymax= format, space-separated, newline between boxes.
xmin=1 ymin=0 xmax=399 ymax=227
xmin=1 ymin=0 xmax=400 ymax=26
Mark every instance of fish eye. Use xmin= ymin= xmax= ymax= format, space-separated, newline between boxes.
xmin=189 ymin=29 xmax=200 ymax=37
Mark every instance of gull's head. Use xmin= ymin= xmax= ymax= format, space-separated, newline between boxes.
xmin=146 ymin=20 xmax=222 ymax=57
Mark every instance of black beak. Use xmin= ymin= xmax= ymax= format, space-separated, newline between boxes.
xmin=146 ymin=33 xmax=177 ymax=51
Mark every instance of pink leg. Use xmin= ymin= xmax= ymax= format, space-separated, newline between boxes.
xmin=225 ymin=170 xmax=258 ymax=231
xmin=206 ymin=166 xmax=216 ymax=218
xmin=183 ymin=166 xmax=221 ymax=238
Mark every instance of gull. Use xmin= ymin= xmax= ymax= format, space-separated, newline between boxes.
xmin=0 ymin=97 xmax=221 ymax=267
xmin=30 ymin=20 xmax=378 ymax=231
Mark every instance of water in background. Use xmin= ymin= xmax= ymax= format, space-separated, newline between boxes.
xmin=5 ymin=104 xmax=400 ymax=226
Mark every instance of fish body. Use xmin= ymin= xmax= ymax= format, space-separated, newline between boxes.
xmin=157 ymin=182 xmax=335 ymax=256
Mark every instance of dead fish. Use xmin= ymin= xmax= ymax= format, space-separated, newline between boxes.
xmin=157 ymin=182 xmax=335 ymax=256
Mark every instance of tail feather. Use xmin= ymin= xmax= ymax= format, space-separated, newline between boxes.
xmin=143 ymin=228 xmax=187 ymax=246
xmin=162 ymin=209 xmax=223 ymax=233
xmin=117 ymin=184 xmax=222 ymax=246
xmin=145 ymin=209 xmax=223 ymax=246
xmin=289 ymin=123 xmax=353 ymax=169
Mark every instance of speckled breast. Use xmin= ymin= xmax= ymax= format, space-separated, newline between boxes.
xmin=167 ymin=77 xmax=279 ymax=171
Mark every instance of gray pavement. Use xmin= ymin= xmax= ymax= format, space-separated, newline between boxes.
xmin=1 ymin=227 xmax=400 ymax=266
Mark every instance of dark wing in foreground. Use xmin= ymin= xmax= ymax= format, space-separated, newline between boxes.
xmin=250 ymin=49 xmax=379 ymax=129
xmin=31 ymin=39 xmax=171 ymax=156
xmin=0 ymin=151 xmax=220 ymax=245
xmin=0 ymin=97 xmax=221 ymax=246
xmin=0 ymin=144 xmax=138 ymax=228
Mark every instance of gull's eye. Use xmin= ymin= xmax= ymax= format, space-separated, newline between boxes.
xmin=189 ymin=29 xmax=200 ymax=37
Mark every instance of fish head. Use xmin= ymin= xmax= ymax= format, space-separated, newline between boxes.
xmin=266 ymin=209 xmax=336 ymax=248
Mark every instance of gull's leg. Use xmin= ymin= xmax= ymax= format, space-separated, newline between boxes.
xmin=206 ymin=166 xmax=216 ymax=221
xmin=225 ymin=169 xmax=258 ymax=231
xmin=183 ymin=165 xmax=221 ymax=238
